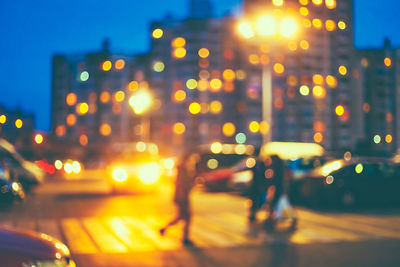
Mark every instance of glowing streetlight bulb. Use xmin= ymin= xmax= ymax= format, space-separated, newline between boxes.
xmin=256 ymin=15 xmax=276 ymax=36
xmin=280 ymin=17 xmax=298 ymax=38
xmin=237 ymin=21 xmax=254 ymax=39
xmin=129 ymin=90 xmax=152 ymax=114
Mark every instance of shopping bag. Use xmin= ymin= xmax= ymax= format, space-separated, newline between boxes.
xmin=273 ymin=194 xmax=296 ymax=221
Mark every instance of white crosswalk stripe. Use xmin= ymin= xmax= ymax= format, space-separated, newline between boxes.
xmin=1 ymin=210 xmax=400 ymax=254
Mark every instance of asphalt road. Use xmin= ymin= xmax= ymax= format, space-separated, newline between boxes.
xmin=1 ymin=171 xmax=400 ymax=267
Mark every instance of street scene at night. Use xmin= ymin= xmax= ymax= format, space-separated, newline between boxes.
xmin=1 ymin=0 xmax=400 ymax=266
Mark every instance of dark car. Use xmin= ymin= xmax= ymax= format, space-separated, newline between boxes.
xmin=0 ymin=160 xmax=25 ymax=207
xmin=297 ymin=158 xmax=400 ymax=207
xmin=195 ymin=144 xmax=255 ymax=192
xmin=0 ymin=226 xmax=75 ymax=267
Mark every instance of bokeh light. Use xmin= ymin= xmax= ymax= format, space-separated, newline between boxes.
xmin=152 ymin=28 xmax=163 ymax=39
xmin=188 ymin=102 xmax=201 ymax=115
xmin=173 ymin=122 xmax=186 ymax=135
xmin=15 ymin=119 xmax=23 ymax=129
xmin=198 ymin=48 xmax=210 ymax=58
xmin=80 ymin=71 xmax=89 ymax=81
xmin=235 ymin=133 xmax=246 ymax=144
xmin=222 ymin=122 xmax=236 ymax=137
xmin=100 ymin=123 xmax=112 ymax=136
xmin=102 ymin=60 xmax=112 ymax=71
xmin=66 ymin=93 xmax=77 ymax=106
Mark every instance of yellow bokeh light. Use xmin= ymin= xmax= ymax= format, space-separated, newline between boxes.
xmin=386 ymin=134 xmax=393 ymax=143
xmin=300 ymin=40 xmax=309 ymax=50
xmin=249 ymin=54 xmax=260 ymax=65
xmin=326 ymin=75 xmax=338 ymax=88
xmin=259 ymin=121 xmax=270 ymax=135
xmin=79 ymin=134 xmax=88 ymax=146
xmin=313 ymin=86 xmax=326 ymax=99
xmin=312 ymin=0 xmax=322 ymax=5
xmin=188 ymin=102 xmax=201 ymax=115
xmin=273 ymin=63 xmax=285 ymax=74
xmin=114 ymin=59 xmax=125 ymax=70
xmin=312 ymin=18 xmax=322 ymax=29
xmin=223 ymin=69 xmax=235 ymax=81
xmin=249 ymin=121 xmax=260 ymax=133
xmin=76 ymin=102 xmax=89 ymax=115
xmin=66 ymin=114 xmax=76 ymax=126
xmin=211 ymin=142 xmax=223 ymax=154
xmin=222 ymin=122 xmax=236 ymax=137
xmin=299 ymin=0 xmax=308 ymax=5
xmin=152 ymin=28 xmax=163 ymax=39
xmin=335 ymin=105 xmax=345 ymax=116
xmin=66 ymin=93 xmax=77 ymax=106
xmin=384 ymin=57 xmax=392 ymax=67
xmin=303 ymin=19 xmax=312 ymax=28
xmin=129 ymin=90 xmax=152 ymax=114
xmin=100 ymin=91 xmax=111 ymax=103
xmin=172 ymin=37 xmax=186 ymax=48
xmin=299 ymin=7 xmax=309 ymax=16
xmin=174 ymin=47 xmax=187 ymax=58
xmin=313 ymin=74 xmax=324 ymax=85
xmin=173 ymin=122 xmax=186 ymax=135
xmin=0 ymin=115 xmax=6 ymax=124
xmin=153 ymin=61 xmax=165 ymax=72
xmin=186 ymin=79 xmax=198 ymax=90
xmin=198 ymin=48 xmax=210 ymax=58
xmin=299 ymin=85 xmax=310 ymax=96
xmin=174 ymin=90 xmax=186 ymax=102
xmin=338 ymin=21 xmax=346 ymax=30
xmin=210 ymin=78 xmax=222 ymax=91
xmin=210 ymin=101 xmax=223 ymax=114
xmin=314 ymin=132 xmax=323 ymax=143
xmin=128 ymin=81 xmax=139 ymax=91
xmin=100 ymin=123 xmax=112 ymax=136
xmin=325 ymin=20 xmax=336 ymax=31
xmin=114 ymin=91 xmax=125 ymax=102
xmin=102 ymin=60 xmax=112 ymax=71
xmin=339 ymin=65 xmax=348 ymax=75
xmin=325 ymin=0 xmax=336 ymax=9
xmin=34 ymin=134 xmax=43 ymax=144
xmin=197 ymin=80 xmax=209 ymax=91
xmin=363 ymin=103 xmax=370 ymax=113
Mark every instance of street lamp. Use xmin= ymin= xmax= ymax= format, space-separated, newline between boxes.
xmin=237 ymin=13 xmax=299 ymax=144
xmin=129 ymin=89 xmax=153 ymax=141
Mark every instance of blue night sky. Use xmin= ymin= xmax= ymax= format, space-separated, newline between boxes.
xmin=0 ymin=0 xmax=399 ymax=131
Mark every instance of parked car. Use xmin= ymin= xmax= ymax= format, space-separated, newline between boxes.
xmin=0 ymin=226 xmax=75 ymax=267
xmin=194 ymin=144 xmax=255 ymax=192
xmin=297 ymin=157 xmax=400 ymax=207
xmin=0 ymin=139 xmax=44 ymax=191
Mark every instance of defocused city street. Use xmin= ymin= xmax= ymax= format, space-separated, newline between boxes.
xmin=1 ymin=170 xmax=399 ymax=267
xmin=1 ymin=0 xmax=400 ymax=266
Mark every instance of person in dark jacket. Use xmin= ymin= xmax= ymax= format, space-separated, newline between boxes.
xmin=159 ymin=151 xmax=197 ymax=245
xmin=248 ymin=158 xmax=267 ymax=222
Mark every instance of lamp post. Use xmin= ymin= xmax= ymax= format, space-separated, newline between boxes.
xmin=237 ymin=14 xmax=299 ymax=144
xmin=129 ymin=89 xmax=153 ymax=142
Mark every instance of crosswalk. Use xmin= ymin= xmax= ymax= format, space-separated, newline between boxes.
xmin=1 ymin=209 xmax=400 ymax=255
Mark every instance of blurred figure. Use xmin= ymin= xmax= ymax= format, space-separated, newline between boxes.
xmin=264 ymin=155 xmax=286 ymax=228
xmin=159 ymin=150 xmax=197 ymax=245
xmin=248 ymin=157 xmax=268 ymax=223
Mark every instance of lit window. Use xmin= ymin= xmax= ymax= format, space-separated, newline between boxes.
xmin=102 ymin=61 xmax=112 ymax=71
xmin=100 ymin=123 xmax=112 ymax=136
xmin=312 ymin=86 xmax=326 ymax=99
xmin=114 ymin=59 xmax=125 ymax=70
xmin=335 ymin=105 xmax=345 ymax=116
xmin=188 ymin=102 xmax=201 ymax=115
xmin=325 ymin=20 xmax=336 ymax=31
xmin=299 ymin=7 xmax=309 ymax=16
xmin=66 ymin=93 xmax=77 ymax=106
xmin=384 ymin=57 xmax=392 ymax=67
xmin=172 ymin=37 xmax=186 ymax=48
xmin=338 ymin=65 xmax=347 ymax=75
xmin=222 ymin=122 xmax=236 ymax=137
xmin=325 ymin=0 xmax=336 ymax=9
xmin=273 ymin=63 xmax=285 ymax=74
xmin=153 ymin=61 xmax=165 ymax=72
xmin=314 ymin=132 xmax=323 ymax=143
xmin=152 ymin=28 xmax=163 ymax=39
xmin=249 ymin=121 xmax=260 ymax=133
xmin=173 ymin=47 xmax=186 ymax=59
xmin=312 ymin=19 xmax=322 ymax=29
xmin=338 ymin=21 xmax=346 ymax=30
xmin=299 ymin=85 xmax=310 ymax=96
xmin=198 ymin=48 xmax=210 ymax=58
xmin=186 ymin=79 xmax=198 ymax=90
xmin=174 ymin=90 xmax=186 ymax=102
xmin=173 ymin=122 xmax=186 ymax=135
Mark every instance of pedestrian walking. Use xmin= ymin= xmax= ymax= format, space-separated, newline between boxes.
xmin=159 ymin=151 xmax=197 ymax=245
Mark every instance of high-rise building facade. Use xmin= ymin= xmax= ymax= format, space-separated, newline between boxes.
xmin=51 ymin=41 xmax=136 ymax=152
xmin=241 ymin=0 xmax=356 ymax=152
xmin=356 ymin=39 xmax=400 ymax=154
xmin=148 ymin=6 xmax=252 ymax=152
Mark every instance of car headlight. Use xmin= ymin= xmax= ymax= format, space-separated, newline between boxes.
xmin=112 ymin=168 xmax=128 ymax=182
xmin=22 ymin=258 xmax=75 ymax=267
xmin=138 ymin=163 xmax=160 ymax=185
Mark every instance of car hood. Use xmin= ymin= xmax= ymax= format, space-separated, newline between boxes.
xmin=0 ymin=227 xmax=70 ymax=259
